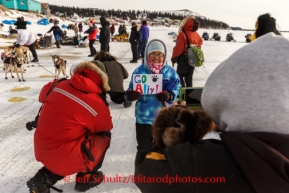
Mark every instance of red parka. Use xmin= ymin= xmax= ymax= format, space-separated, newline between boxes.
xmin=34 ymin=62 xmax=112 ymax=176
xmin=110 ymin=24 xmax=115 ymax=34
xmin=171 ymin=18 xmax=203 ymax=59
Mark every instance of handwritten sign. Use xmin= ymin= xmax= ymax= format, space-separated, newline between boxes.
xmin=133 ymin=74 xmax=163 ymax=94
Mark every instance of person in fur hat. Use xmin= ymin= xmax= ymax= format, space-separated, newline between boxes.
xmin=27 ymin=62 xmax=113 ymax=193
xmin=125 ymin=39 xmax=181 ymax=151
xmin=171 ymin=15 xmax=203 ymax=87
xmin=153 ymin=105 xmax=215 ymax=148
xmin=250 ymin=13 xmax=282 ymax=41
xmin=78 ymin=21 xmax=83 ymax=36
xmin=135 ymin=33 xmax=289 ymax=193
xmin=84 ymin=20 xmax=98 ymax=57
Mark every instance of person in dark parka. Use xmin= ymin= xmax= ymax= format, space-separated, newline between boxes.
xmin=135 ymin=33 xmax=289 ymax=193
xmin=99 ymin=16 xmax=110 ymax=52
xmin=129 ymin=22 xmax=140 ymax=63
xmin=15 ymin=16 xmax=27 ymax=30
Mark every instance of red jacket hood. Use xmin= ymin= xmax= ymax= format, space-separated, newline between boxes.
xmin=183 ymin=18 xmax=199 ymax=31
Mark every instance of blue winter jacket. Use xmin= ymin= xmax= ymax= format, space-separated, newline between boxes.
xmin=127 ymin=39 xmax=181 ymax=125
xmin=47 ymin=26 xmax=62 ymax=36
xmin=139 ymin=25 xmax=149 ymax=41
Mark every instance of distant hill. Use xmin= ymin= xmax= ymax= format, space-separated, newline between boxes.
xmin=156 ymin=9 xmax=203 ymax=18
xmin=49 ymin=5 xmax=230 ymax=29
xmin=230 ymin=27 xmax=254 ymax=31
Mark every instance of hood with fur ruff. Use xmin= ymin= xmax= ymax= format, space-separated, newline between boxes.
xmin=71 ymin=62 xmax=110 ymax=92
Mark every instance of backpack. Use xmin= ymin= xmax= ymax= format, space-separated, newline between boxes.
xmin=183 ymin=30 xmax=204 ymax=67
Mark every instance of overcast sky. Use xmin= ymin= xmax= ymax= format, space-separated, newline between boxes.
xmin=38 ymin=0 xmax=289 ymax=30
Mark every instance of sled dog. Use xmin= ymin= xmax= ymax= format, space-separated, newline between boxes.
xmin=4 ymin=47 xmax=26 ymax=81
xmin=51 ymin=55 xmax=69 ymax=79
xmin=18 ymin=46 xmax=31 ymax=64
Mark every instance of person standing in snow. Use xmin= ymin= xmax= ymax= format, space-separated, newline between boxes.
xmin=47 ymin=21 xmax=63 ymax=48
xmin=135 ymin=33 xmax=289 ymax=193
xmin=84 ymin=20 xmax=98 ymax=57
xmin=110 ymin=24 xmax=115 ymax=37
xmin=137 ymin=20 xmax=150 ymax=60
xmin=27 ymin=61 xmax=113 ymax=193
xmin=15 ymin=16 xmax=27 ymax=30
xmin=99 ymin=16 xmax=110 ymax=52
xmin=15 ymin=26 xmax=39 ymax=62
xmin=118 ymin=24 xmax=123 ymax=35
xmin=171 ymin=15 xmax=203 ymax=87
xmin=78 ymin=21 xmax=83 ymax=37
xmin=125 ymin=39 xmax=181 ymax=150
xmin=129 ymin=21 xmax=140 ymax=63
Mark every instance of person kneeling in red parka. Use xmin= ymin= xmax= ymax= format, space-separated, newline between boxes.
xmin=27 ymin=61 xmax=113 ymax=193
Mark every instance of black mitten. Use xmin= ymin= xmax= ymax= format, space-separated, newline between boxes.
xmin=156 ymin=91 xmax=174 ymax=102
xmin=125 ymin=90 xmax=141 ymax=101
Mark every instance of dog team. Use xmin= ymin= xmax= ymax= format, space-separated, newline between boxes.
xmin=1 ymin=46 xmax=68 ymax=81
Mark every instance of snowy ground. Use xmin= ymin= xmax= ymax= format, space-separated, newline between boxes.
xmin=1 ymin=10 xmax=289 ymax=193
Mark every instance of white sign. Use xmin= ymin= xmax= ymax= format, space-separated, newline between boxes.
xmin=132 ymin=74 xmax=163 ymax=95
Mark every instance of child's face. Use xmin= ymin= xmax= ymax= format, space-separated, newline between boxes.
xmin=148 ymin=51 xmax=164 ymax=63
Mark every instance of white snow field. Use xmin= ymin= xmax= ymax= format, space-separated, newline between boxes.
xmin=1 ymin=10 xmax=289 ymax=193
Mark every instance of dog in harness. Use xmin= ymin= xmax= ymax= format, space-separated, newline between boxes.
xmin=51 ymin=55 xmax=69 ymax=79
xmin=18 ymin=46 xmax=31 ymax=64
xmin=4 ymin=48 xmax=26 ymax=81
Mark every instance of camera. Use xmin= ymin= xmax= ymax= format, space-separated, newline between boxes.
xmin=26 ymin=121 xmax=37 ymax=131
xmin=26 ymin=115 xmax=39 ymax=131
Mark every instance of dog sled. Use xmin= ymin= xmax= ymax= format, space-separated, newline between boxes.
xmin=38 ymin=33 xmax=53 ymax=49
xmin=226 ymin=33 xmax=236 ymax=42
xmin=60 ymin=35 xmax=79 ymax=46
xmin=202 ymin=32 xmax=209 ymax=40
xmin=211 ymin=33 xmax=221 ymax=41
xmin=245 ymin=34 xmax=252 ymax=43
xmin=113 ymin=33 xmax=129 ymax=42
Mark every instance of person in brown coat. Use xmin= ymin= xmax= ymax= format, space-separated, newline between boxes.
xmin=93 ymin=51 xmax=131 ymax=107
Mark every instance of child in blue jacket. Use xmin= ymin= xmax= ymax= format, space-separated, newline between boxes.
xmin=125 ymin=39 xmax=181 ymax=150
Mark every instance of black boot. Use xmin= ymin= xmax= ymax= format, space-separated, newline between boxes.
xmin=75 ymin=171 xmax=104 ymax=192
xmin=56 ymin=41 xmax=61 ymax=48
xmin=27 ymin=167 xmax=63 ymax=193
xmin=31 ymin=58 xmax=39 ymax=63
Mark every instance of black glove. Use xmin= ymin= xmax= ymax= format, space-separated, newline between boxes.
xmin=156 ymin=91 xmax=174 ymax=102
xmin=125 ymin=90 xmax=141 ymax=101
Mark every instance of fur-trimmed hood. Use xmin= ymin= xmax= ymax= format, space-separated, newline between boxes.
xmin=177 ymin=15 xmax=199 ymax=34
xmin=71 ymin=61 xmax=110 ymax=93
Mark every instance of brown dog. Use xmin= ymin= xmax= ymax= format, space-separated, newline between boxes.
xmin=153 ymin=106 xmax=215 ymax=148
xmin=51 ymin=55 xmax=69 ymax=79
xmin=4 ymin=47 xmax=26 ymax=81
xmin=35 ymin=40 xmax=40 ymax=49
xmin=17 ymin=46 xmax=31 ymax=64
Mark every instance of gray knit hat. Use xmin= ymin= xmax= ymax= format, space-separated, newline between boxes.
xmin=202 ymin=33 xmax=289 ymax=134
xmin=147 ymin=41 xmax=165 ymax=55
